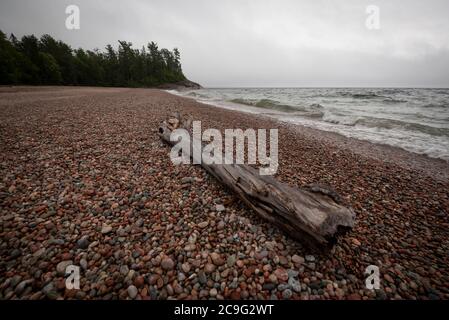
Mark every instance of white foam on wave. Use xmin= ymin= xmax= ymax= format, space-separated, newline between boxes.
xmin=165 ymin=88 xmax=449 ymax=162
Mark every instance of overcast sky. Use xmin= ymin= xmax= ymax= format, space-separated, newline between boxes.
xmin=1 ymin=0 xmax=449 ymax=87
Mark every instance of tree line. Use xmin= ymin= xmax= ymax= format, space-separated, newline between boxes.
xmin=0 ymin=30 xmax=187 ymax=87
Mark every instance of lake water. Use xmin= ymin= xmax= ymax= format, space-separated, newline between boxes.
xmin=169 ymin=87 xmax=449 ymax=161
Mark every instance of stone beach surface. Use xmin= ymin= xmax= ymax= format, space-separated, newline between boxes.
xmin=0 ymin=86 xmax=448 ymax=300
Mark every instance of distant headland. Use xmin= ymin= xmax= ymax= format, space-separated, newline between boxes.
xmin=0 ymin=30 xmax=200 ymax=89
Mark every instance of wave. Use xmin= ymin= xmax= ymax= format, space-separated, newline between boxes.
xmin=378 ymin=89 xmax=402 ymax=95
xmin=309 ymin=103 xmax=324 ymax=110
xmin=186 ymin=91 xmax=211 ymax=99
xmin=340 ymin=92 xmax=380 ymax=99
xmin=382 ymin=97 xmax=408 ymax=104
xmin=229 ymin=98 xmax=300 ymax=113
xmin=169 ymin=87 xmax=449 ymax=162
xmin=229 ymin=98 xmax=326 ymax=118
xmin=322 ymin=113 xmax=449 ymax=137
xmin=338 ymin=91 xmax=406 ymax=103
xmin=422 ymin=103 xmax=448 ymax=110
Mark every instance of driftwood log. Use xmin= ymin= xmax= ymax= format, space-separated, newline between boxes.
xmin=159 ymin=113 xmax=355 ymax=249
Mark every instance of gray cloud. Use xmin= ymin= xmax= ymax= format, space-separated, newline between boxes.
xmin=1 ymin=0 xmax=448 ymax=87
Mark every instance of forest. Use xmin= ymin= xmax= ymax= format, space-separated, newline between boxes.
xmin=0 ymin=30 xmax=187 ymax=87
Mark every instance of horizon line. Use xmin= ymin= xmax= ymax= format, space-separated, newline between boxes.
xmin=201 ymin=86 xmax=449 ymax=89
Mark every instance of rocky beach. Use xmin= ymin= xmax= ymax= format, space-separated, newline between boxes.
xmin=0 ymin=86 xmax=448 ymax=300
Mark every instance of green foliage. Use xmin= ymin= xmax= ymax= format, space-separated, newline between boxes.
xmin=0 ymin=30 xmax=186 ymax=87
xmin=0 ymin=31 xmax=22 ymax=84
xmin=38 ymin=52 xmax=62 ymax=84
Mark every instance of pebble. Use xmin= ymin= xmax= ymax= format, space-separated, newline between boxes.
xmin=227 ymin=255 xmax=236 ymax=267
xmin=80 ymin=258 xmax=88 ymax=270
xmin=273 ymin=268 xmax=289 ymax=282
xmin=282 ymin=289 xmax=293 ymax=299
xmin=181 ymin=262 xmax=191 ymax=273
xmin=184 ymin=244 xmax=196 ymax=251
xmin=15 ymin=279 xmax=32 ymax=296
xmin=10 ymin=249 xmax=21 ymax=259
xmin=181 ymin=177 xmax=193 ymax=184
xmin=269 ymin=274 xmax=278 ymax=283
xmin=77 ymin=236 xmax=90 ymax=249
xmin=161 ymin=257 xmax=175 ymax=270
xmin=198 ymin=271 xmax=207 ymax=284
xmin=263 ymin=283 xmax=276 ymax=291
xmin=166 ymin=284 xmax=174 ymax=296
xmin=204 ymin=263 xmax=216 ymax=273
xmin=149 ymin=286 xmax=158 ymax=299
xmin=209 ymin=288 xmax=218 ymax=297
xmin=210 ymin=252 xmax=225 ymax=266
xmin=291 ymin=255 xmax=304 ymax=264
xmin=335 ymin=288 xmax=345 ymax=299
xmin=198 ymin=221 xmax=209 ymax=229
xmin=305 ymin=255 xmax=315 ymax=262
xmin=101 ymin=225 xmax=113 ymax=234
xmin=33 ymin=248 xmax=46 ymax=258
xmin=120 ymin=265 xmax=129 ymax=275
xmin=351 ymin=238 xmax=361 ymax=246
xmin=56 ymin=260 xmax=73 ymax=276
xmin=42 ymin=282 xmax=58 ymax=300
xmin=134 ymin=276 xmax=145 ymax=288
xmin=1 ymin=87 xmax=447 ymax=301
xmin=347 ymin=293 xmax=362 ymax=300
xmin=288 ymin=277 xmax=301 ymax=293
xmin=135 ymin=218 xmax=144 ymax=227
xmin=279 ymin=256 xmax=288 ymax=265
xmin=127 ymin=285 xmax=138 ymax=299
xmin=217 ymin=220 xmax=225 ymax=230
xmin=384 ymin=274 xmax=394 ymax=284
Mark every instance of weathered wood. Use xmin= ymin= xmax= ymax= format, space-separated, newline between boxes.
xmin=159 ymin=113 xmax=355 ymax=249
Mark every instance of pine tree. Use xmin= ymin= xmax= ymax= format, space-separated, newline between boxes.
xmin=0 ymin=30 xmax=187 ymax=87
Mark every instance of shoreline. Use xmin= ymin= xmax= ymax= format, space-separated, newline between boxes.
xmin=167 ymin=90 xmax=449 ymax=182
xmin=1 ymin=86 xmax=448 ymax=300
